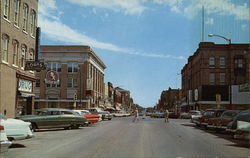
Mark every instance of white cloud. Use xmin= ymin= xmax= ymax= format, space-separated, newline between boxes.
xmin=38 ymin=0 xmax=185 ymax=60
xmin=205 ymin=18 xmax=214 ymax=25
xmin=184 ymin=0 xmax=250 ymax=21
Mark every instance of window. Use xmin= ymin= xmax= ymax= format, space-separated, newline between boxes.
xmin=47 ymin=62 xmax=61 ymax=72
xmin=3 ymin=0 xmax=10 ymax=19
xmin=68 ymin=63 xmax=78 ymax=73
xmin=234 ymin=59 xmax=244 ymax=68
xmin=209 ymin=73 xmax=215 ymax=85
xmin=2 ymin=35 xmax=9 ymax=62
xmin=68 ymin=78 xmax=77 ymax=88
xmin=219 ymin=56 xmax=225 ymax=68
xmin=30 ymin=10 xmax=36 ymax=36
xmin=13 ymin=40 xmax=19 ymax=65
xmin=219 ymin=73 xmax=225 ymax=85
xmin=14 ymin=0 xmax=21 ymax=25
xmin=209 ymin=56 xmax=215 ymax=67
xmin=36 ymin=79 xmax=40 ymax=87
xmin=23 ymin=4 xmax=29 ymax=32
xmin=29 ymin=49 xmax=34 ymax=60
xmin=21 ymin=45 xmax=27 ymax=68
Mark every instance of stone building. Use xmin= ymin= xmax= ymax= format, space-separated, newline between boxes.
xmin=0 ymin=0 xmax=38 ymax=117
xmin=181 ymin=42 xmax=250 ymax=111
xmin=34 ymin=45 xmax=106 ymax=109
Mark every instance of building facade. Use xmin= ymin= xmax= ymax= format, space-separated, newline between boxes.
xmin=181 ymin=42 xmax=250 ymax=111
xmin=0 ymin=0 xmax=38 ymax=117
xmin=35 ymin=45 xmax=106 ymax=110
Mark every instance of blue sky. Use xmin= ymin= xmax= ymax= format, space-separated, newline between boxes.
xmin=39 ymin=0 xmax=250 ymax=107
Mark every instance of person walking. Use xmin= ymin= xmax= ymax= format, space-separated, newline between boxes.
xmin=164 ymin=109 xmax=169 ymax=123
xmin=133 ymin=108 xmax=139 ymax=122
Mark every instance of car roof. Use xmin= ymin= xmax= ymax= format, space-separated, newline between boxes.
xmin=36 ymin=108 xmax=73 ymax=112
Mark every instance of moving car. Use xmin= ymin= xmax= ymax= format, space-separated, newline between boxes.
xmin=0 ymin=124 xmax=12 ymax=154
xmin=151 ymin=111 xmax=164 ymax=118
xmin=16 ymin=108 xmax=88 ymax=131
xmin=73 ymin=110 xmax=100 ymax=124
xmin=1 ymin=114 xmax=33 ymax=141
xmin=207 ymin=110 xmax=241 ymax=131
xmin=227 ymin=110 xmax=250 ymax=140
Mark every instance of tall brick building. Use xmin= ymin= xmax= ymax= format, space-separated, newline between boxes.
xmin=0 ymin=0 xmax=38 ymax=117
xmin=35 ymin=45 xmax=106 ymax=109
xmin=181 ymin=42 xmax=250 ymax=111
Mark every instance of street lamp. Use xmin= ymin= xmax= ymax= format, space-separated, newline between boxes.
xmin=208 ymin=34 xmax=232 ymax=108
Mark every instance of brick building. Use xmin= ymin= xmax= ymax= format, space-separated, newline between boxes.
xmin=181 ymin=42 xmax=250 ymax=111
xmin=0 ymin=0 xmax=38 ymax=117
xmin=34 ymin=45 xmax=106 ymax=110
xmin=157 ymin=88 xmax=182 ymax=112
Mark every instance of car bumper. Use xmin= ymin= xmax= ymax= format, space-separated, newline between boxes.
xmin=0 ymin=140 xmax=12 ymax=153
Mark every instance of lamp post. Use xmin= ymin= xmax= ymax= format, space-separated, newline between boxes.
xmin=208 ymin=34 xmax=232 ymax=108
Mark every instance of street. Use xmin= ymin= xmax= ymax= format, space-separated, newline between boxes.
xmin=3 ymin=117 xmax=250 ymax=158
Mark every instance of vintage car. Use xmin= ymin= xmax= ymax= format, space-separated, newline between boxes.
xmin=207 ymin=110 xmax=241 ymax=130
xmin=169 ymin=112 xmax=180 ymax=119
xmin=73 ymin=110 xmax=100 ymax=124
xmin=150 ymin=111 xmax=164 ymax=118
xmin=100 ymin=111 xmax=113 ymax=120
xmin=16 ymin=108 xmax=88 ymax=131
xmin=197 ymin=109 xmax=226 ymax=128
xmin=227 ymin=110 xmax=250 ymax=140
xmin=0 ymin=124 xmax=12 ymax=154
xmin=1 ymin=114 xmax=33 ymax=141
xmin=113 ymin=111 xmax=131 ymax=117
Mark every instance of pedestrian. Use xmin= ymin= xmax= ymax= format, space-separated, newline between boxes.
xmin=133 ymin=108 xmax=139 ymax=122
xmin=164 ymin=109 xmax=169 ymax=123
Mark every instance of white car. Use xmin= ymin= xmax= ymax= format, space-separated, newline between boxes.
xmin=0 ymin=114 xmax=34 ymax=141
xmin=0 ymin=124 xmax=12 ymax=153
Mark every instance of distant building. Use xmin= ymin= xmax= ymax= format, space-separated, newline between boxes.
xmin=35 ymin=45 xmax=106 ymax=109
xmin=157 ymin=88 xmax=182 ymax=112
xmin=0 ymin=0 xmax=38 ymax=117
xmin=181 ymin=42 xmax=250 ymax=111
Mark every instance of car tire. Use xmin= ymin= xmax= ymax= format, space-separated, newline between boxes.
xmin=108 ymin=118 xmax=111 ymax=120
xmin=30 ymin=123 xmax=37 ymax=132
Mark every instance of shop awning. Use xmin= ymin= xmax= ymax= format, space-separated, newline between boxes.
xmin=21 ymin=93 xmax=35 ymax=97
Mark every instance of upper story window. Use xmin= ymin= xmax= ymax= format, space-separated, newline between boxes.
xmin=3 ymin=0 xmax=10 ymax=19
xmin=47 ymin=62 xmax=61 ymax=72
xmin=234 ymin=58 xmax=244 ymax=68
xmin=209 ymin=73 xmax=215 ymax=85
xmin=22 ymin=4 xmax=29 ymax=32
xmin=67 ymin=78 xmax=77 ymax=88
xmin=29 ymin=49 xmax=35 ymax=60
xmin=36 ymin=79 xmax=40 ymax=87
xmin=219 ymin=56 xmax=225 ymax=68
xmin=13 ymin=40 xmax=19 ymax=65
xmin=30 ymin=10 xmax=36 ymax=36
xmin=14 ymin=0 xmax=21 ymax=26
xmin=219 ymin=73 xmax=225 ymax=85
xmin=209 ymin=56 xmax=215 ymax=67
xmin=2 ymin=34 xmax=9 ymax=62
xmin=21 ymin=45 xmax=27 ymax=68
xmin=68 ymin=63 xmax=78 ymax=73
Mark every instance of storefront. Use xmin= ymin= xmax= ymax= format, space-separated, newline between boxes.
xmin=16 ymin=72 xmax=36 ymax=116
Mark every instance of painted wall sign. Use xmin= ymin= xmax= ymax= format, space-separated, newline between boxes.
xmin=18 ymin=79 xmax=33 ymax=92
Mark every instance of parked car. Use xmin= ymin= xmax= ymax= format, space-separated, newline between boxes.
xmin=207 ymin=110 xmax=241 ymax=130
xmin=227 ymin=110 xmax=250 ymax=140
xmin=16 ymin=108 xmax=88 ymax=131
xmin=180 ymin=112 xmax=189 ymax=119
xmin=197 ymin=109 xmax=226 ymax=128
xmin=73 ymin=110 xmax=100 ymax=124
xmin=100 ymin=111 xmax=113 ymax=120
xmin=0 ymin=124 xmax=12 ymax=154
xmin=1 ymin=114 xmax=34 ymax=141
xmin=190 ymin=111 xmax=203 ymax=123
xmin=88 ymin=108 xmax=104 ymax=120
xmin=113 ymin=111 xmax=131 ymax=117
xmin=169 ymin=112 xmax=180 ymax=119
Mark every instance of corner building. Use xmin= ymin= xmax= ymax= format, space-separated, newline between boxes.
xmin=35 ymin=45 xmax=106 ymax=109
xmin=0 ymin=0 xmax=38 ymax=117
xmin=181 ymin=42 xmax=250 ymax=111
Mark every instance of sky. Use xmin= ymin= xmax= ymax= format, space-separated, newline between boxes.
xmin=39 ymin=0 xmax=250 ymax=108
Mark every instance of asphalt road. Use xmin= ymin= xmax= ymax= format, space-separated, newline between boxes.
xmin=2 ymin=117 xmax=250 ymax=158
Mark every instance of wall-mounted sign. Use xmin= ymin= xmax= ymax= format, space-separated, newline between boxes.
xmin=18 ymin=79 xmax=32 ymax=93
xmin=25 ymin=61 xmax=46 ymax=71
xmin=45 ymin=70 xmax=59 ymax=85
xmin=194 ymin=89 xmax=198 ymax=101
